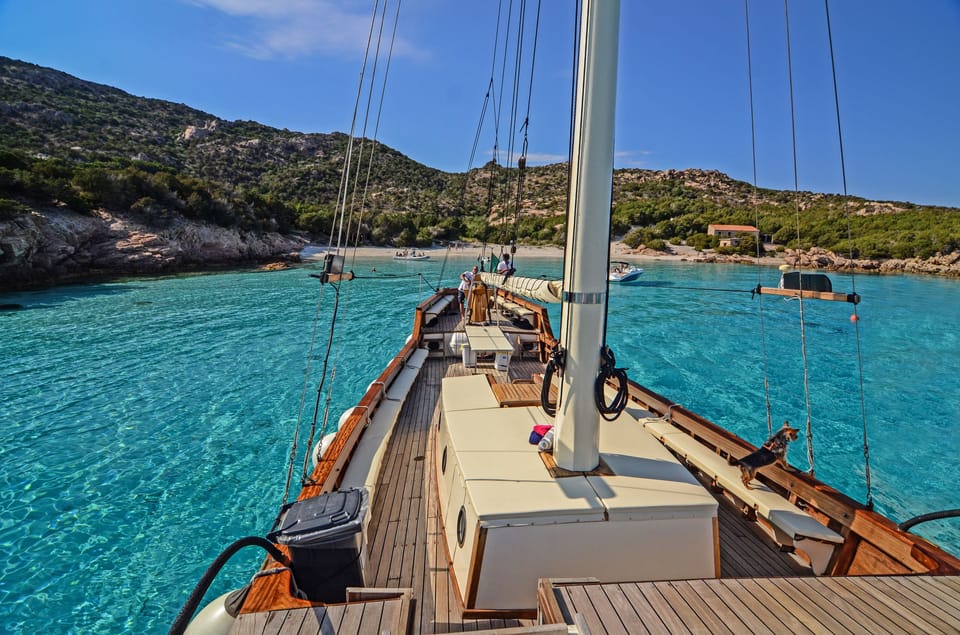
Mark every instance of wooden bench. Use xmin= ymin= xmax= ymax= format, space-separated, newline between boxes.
xmin=424 ymin=294 xmax=455 ymax=327
xmin=644 ymin=418 xmax=843 ymax=574
xmin=493 ymin=295 xmax=535 ymax=325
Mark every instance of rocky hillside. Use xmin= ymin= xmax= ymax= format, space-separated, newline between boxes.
xmin=2 ymin=56 xmax=959 ymax=289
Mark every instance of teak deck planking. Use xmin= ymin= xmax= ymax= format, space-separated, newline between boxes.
xmin=542 ymin=576 xmax=960 ymax=634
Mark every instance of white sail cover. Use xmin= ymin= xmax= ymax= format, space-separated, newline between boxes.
xmin=478 ymin=272 xmax=563 ymax=303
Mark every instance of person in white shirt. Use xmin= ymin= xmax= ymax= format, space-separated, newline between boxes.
xmin=458 ymin=265 xmax=478 ymax=318
xmin=496 ymin=253 xmax=514 ymax=274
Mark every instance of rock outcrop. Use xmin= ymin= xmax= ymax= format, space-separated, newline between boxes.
xmin=0 ymin=208 xmax=308 ymax=290
xmin=783 ymin=247 xmax=960 ymax=277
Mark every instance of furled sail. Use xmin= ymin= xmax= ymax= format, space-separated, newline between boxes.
xmin=477 ymin=272 xmax=563 ymax=303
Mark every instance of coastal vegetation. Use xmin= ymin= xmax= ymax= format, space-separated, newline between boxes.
xmin=2 ymin=55 xmax=958 ymax=263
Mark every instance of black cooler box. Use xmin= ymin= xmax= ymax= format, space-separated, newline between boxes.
xmin=267 ymin=488 xmax=368 ymax=602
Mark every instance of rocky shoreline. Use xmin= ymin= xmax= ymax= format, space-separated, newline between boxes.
xmin=0 ymin=208 xmax=308 ymax=291
xmin=2 ymin=210 xmax=958 ymax=292
xmin=682 ymin=246 xmax=960 ymax=277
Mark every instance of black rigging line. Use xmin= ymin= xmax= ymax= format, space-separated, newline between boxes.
xmin=351 ymin=0 xmax=404 ymax=261
xmin=510 ymin=0 xmax=542 ymax=250
xmin=744 ymin=0 xmax=774 ymax=436
xmin=783 ymin=0 xmax=816 ymax=477
xmin=824 ymin=0 xmax=872 ymax=508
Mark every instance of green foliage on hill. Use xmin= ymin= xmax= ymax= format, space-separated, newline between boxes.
xmin=610 ymin=173 xmax=960 ymax=259
xmin=2 ymin=55 xmax=958 ymax=258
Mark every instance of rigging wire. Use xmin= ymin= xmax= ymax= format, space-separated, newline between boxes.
xmin=783 ymin=0 xmax=816 ymax=477
xmin=280 ymin=285 xmax=327 ymax=510
xmin=508 ymin=0 xmax=542 ymax=258
xmin=350 ymin=0 xmax=404 ymax=261
xmin=328 ymin=1 xmax=383 ymax=254
xmin=280 ymin=0 xmax=387 ymax=509
xmin=824 ymin=0 xmax=872 ymax=508
xmin=281 ymin=0 xmax=404 ymax=506
xmin=494 ymin=0 xmax=514 ymax=169
xmin=302 ymin=0 xmax=401 ymax=485
xmin=500 ymin=0 xmax=525 ymax=242
xmin=744 ymin=0 xmax=774 ymax=436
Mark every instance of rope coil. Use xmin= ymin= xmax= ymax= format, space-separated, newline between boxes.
xmin=595 ymin=345 xmax=629 ymax=421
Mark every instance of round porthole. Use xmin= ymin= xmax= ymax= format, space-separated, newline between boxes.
xmin=457 ymin=506 xmax=467 ymax=547
xmin=441 ymin=446 xmax=448 ymax=474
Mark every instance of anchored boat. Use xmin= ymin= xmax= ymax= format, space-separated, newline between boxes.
xmin=608 ymin=260 xmax=644 ymax=283
xmin=393 ymin=250 xmax=431 ymax=261
xmin=174 ymin=2 xmax=960 ymax=634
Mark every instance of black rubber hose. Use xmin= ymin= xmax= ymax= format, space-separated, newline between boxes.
xmin=899 ymin=509 xmax=960 ymax=533
xmin=540 ymin=346 xmax=565 ymax=417
xmin=169 ymin=536 xmax=292 ymax=635
xmin=595 ymin=345 xmax=629 ymax=421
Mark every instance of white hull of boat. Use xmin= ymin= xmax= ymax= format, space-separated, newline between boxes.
xmin=609 ymin=264 xmax=643 ymax=283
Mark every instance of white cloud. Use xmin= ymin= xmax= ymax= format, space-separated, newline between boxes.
xmin=615 ymin=150 xmax=653 ymax=167
xmin=187 ymin=0 xmax=417 ymax=60
xmin=523 ymin=152 xmax=568 ymax=165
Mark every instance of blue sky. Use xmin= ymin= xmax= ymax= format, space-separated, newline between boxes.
xmin=1 ymin=0 xmax=959 ymax=207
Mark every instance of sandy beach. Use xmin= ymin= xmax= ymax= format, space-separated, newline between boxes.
xmin=337 ymin=241 xmax=789 ymax=267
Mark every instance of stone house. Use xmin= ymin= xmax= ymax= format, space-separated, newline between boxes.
xmin=707 ymin=224 xmax=760 ymax=247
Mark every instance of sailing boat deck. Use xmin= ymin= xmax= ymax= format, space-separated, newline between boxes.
xmin=362 ymin=357 xmax=809 ymax=633
xmin=231 ymin=353 xmax=958 ymax=634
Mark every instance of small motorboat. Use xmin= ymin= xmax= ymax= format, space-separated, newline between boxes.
xmin=393 ymin=249 xmax=430 ymax=261
xmin=608 ymin=260 xmax=643 ymax=283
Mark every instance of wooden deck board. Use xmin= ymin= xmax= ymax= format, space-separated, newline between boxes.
xmin=690 ymin=578 xmax=775 ymax=635
xmin=766 ymin=578 xmax=851 ymax=633
xmin=544 ymin=577 xmax=960 ymax=635
xmin=868 ymin=575 xmax=956 ymax=632
xmin=615 ymin=584 xmax=666 ymax=635
xmin=596 ymin=584 xmax=647 ymax=635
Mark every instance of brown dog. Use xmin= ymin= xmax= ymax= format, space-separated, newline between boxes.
xmin=738 ymin=422 xmax=799 ymax=487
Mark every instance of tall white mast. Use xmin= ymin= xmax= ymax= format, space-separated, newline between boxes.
xmin=553 ymin=0 xmax=621 ymax=471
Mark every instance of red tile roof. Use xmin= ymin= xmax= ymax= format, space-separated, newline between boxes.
xmin=707 ymin=224 xmax=758 ymax=232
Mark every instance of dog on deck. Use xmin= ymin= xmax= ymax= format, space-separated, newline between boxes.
xmin=738 ymin=422 xmax=799 ymax=488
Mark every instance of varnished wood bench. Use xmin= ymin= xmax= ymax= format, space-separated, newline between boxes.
xmin=644 ymin=418 xmax=843 ymax=574
xmin=493 ymin=295 xmax=535 ymax=325
xmin=424 ymin=294 xmax=455 ymax=327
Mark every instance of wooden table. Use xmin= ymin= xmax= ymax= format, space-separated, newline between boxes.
xmin=464 ymin=325 xmax=514 ymax=371
xmin=489 ymin=380 xmax=558 ymax=407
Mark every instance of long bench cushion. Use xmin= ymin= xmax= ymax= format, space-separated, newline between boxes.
xmin=406 ymin=347 xmax=429 ymax=369
xmin=340 ymin=399 xmax=404 ymax=491
xmin=645 ymin=420 xmax=841 ymax=545
xmin=424 ymin=295 xmax=455 ymax=324
xmin=385 ymin=366 xmax=420 ymax=401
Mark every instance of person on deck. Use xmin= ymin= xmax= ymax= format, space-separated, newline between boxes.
xmin=496 ymin=253 xmax=515 ymax=275
xmin=458 ymin=265 xmax=478 ymax=318
xmin=494 ymin=254 xmax=515 ymax=308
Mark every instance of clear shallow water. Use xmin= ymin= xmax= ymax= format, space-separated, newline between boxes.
xmin=1 ymin=257 xmax=958 ymax=633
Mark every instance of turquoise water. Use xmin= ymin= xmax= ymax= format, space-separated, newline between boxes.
xmin=1 ymin=256 xmax=958 ymax=633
